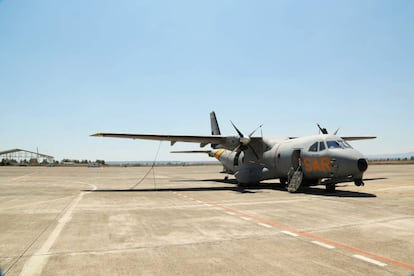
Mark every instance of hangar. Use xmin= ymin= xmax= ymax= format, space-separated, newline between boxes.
xmin=0 ymin=148 xmax=54 ymax=165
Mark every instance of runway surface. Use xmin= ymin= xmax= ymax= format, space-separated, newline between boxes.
xmin=0 ymin=165 xmax=413 ymax=275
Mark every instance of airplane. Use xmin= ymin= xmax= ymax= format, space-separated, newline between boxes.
xmin=91 ymin=112 xmax=376 ymax=193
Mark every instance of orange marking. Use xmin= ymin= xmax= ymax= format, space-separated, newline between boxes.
xmin=214 ymin=149 xmax=225 ymax=160
xmin=320 ymin=157 xmax=331 ymax=172
xmin=303 ymin=157 xmax=331 ymax=172
xmin=303 ymin=157 xmax=312 ymax=172
xmin=313 ymin=158 xmax=322 ymax=171
xmin=176 ymin=192 xmax=414 ymax=272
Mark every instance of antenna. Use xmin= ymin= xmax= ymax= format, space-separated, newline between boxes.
xmin=317 ymin=124 xmax=328 ymax=134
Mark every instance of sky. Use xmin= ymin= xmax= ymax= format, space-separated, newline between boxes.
xmin=1 ymin=0 xmax=413 ymax=161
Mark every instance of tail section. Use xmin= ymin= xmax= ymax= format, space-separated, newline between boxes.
xmin=210 ymin=111 xmax=221 ymax=149
xmin=210 ymin=111 xmax=221 ymax=135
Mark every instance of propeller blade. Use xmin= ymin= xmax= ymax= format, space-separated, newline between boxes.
xmin=248 ymin=124 xmax=263 ymax=137
xmin=231 ymin=121 xmax=244 ymax=137
xmin=232 ymin=144 xmax=241 ymax=153
xmin=249 ymin=145 xmax=260 ymax=160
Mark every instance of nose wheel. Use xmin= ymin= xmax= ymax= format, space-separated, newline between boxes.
xmin=326 ymin=184 xmax=336 ymax=193
xmin=354 ymin=179 xmax=364 ymax=186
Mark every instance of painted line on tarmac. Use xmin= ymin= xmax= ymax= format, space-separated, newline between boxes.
xmin=11 ymin=172 xmax=38 ymax=182
xmin=311 ymin=241 xmax=335 ymax=249
xmin=181 ymin=193 xmax=414 ymax=272
xmin=19 ymin=183 xmax=97 ymax=276
xmin=281 ymin=231 xmax=299 ymax=237
xmin=353 ymin=254 xmax=387 ymax=267
xmin=1 ymin=196 xmax=74 ymax=211
xmin=257 ymin=223 xmax=272 ymax=229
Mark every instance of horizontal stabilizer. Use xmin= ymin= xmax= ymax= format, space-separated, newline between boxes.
xmin=170 ymin=150 xmax=211 ymax=154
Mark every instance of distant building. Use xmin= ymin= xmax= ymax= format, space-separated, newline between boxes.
xmin=0 ymin=148 xmax=54 ymax=165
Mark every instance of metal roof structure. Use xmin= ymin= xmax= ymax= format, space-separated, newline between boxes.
xmin=0 ymin=148 xmax=54 ymax=164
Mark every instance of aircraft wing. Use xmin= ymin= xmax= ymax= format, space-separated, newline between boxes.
xmin=91 ymin=133 xmax=237 ymax=148
xmin=341 ymin=136 xmax=376 ymax=141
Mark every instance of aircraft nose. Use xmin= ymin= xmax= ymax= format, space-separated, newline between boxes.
xmin=357 ymin=158 xmax=368 ymax=172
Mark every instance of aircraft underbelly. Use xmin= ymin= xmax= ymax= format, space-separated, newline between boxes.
xmin=235 ymin=166 xmax=271 ymax=184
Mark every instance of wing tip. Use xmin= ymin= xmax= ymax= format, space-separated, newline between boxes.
xmin=342 ymin=136 xmax=377 ymax=141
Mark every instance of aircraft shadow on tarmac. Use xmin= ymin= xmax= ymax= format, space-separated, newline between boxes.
xmin=84 ymin=178 xmax=383 ymax=198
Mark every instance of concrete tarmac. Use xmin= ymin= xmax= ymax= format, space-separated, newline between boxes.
xmin=0 ymin=165 xmax=413 ymax=275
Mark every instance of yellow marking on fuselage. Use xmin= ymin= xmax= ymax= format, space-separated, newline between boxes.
xmin=214 ymin=149 xmax=226 ymax=160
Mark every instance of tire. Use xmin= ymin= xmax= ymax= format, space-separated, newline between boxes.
xmin=326 ymin=184 xmax=336 ymax=193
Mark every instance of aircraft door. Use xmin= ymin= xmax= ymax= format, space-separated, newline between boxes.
xmin=291 ymin=149 xmax=301 ymax=170
xmin=287 ymin=149 xmax=302 ymax=180
xmin=286 ymin=149 xmax=303 ymax=192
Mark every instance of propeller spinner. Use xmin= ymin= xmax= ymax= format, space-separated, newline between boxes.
xmin=230 ymin=121 xmax=262 ymax=159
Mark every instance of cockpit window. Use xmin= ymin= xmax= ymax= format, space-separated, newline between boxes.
xmin=339 ymin=140 xmax=353 ymax=148
xmin=309 ymin=141 xmax=326 ymax=152
xmin=327 ymin=141 xmax=341 ymax=149
xmin=327 ymin=140 xmax=353 ymax=149
xmin=319 ymin=141 xmax=326 ymax=151
xmin=309 ymin=142 xmax=318 ymax=152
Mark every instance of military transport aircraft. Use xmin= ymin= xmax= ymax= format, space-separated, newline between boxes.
xmin=91 ymin=112 xmax=375 ymax=193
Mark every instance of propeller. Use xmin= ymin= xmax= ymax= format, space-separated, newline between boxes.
xmin=230 ymin=121 xmax=262 ymax=159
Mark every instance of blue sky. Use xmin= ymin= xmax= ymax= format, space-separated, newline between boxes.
xmin=1 ymin=0 xmax=413 ymax=161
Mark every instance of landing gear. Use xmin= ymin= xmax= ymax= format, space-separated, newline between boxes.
xmin=326 ymin=184 xmax=336 ymax=193
xmin=354 ymin=179 xmax=364 ymax=186
xmin=237 ymin=182 xmax=247 ymax=188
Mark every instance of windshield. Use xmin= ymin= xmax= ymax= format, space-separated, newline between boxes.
xmin=327 ymin=140 xmax=353 ymax=149
xmin=338 ymin=140 xmax=353 ymax=148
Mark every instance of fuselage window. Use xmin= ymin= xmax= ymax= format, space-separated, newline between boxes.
xmin=309 ymin=142 xmax=319 ymax=152
xmin=319 ymin=141 xmax=326 ymax=151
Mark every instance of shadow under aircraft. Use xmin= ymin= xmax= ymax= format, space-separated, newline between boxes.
xmin=84 ymin=178 xmax=380 ymax=198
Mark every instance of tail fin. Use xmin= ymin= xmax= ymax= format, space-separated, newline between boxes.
xmin=210 ymin=111 xmax=221 ymax=135
xmin=210 ymin=111 xmax=221 ymax=149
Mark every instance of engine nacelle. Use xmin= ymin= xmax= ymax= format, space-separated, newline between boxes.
xmin=212 ymin=149 xmax=243 ymax=174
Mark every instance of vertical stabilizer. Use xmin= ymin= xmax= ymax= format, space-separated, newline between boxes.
xmin=210 ymin=111 xmax=221 ymax=149
xmin=210 ymin=111 xmax=221 ymax=135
